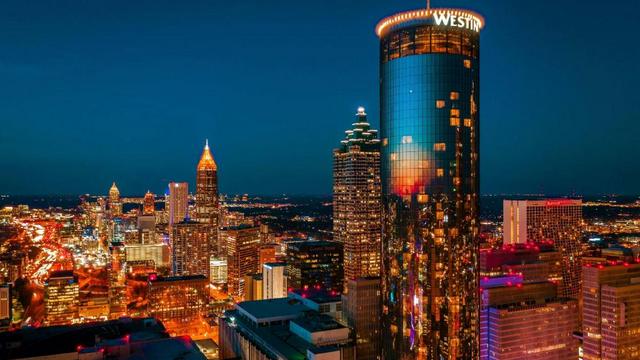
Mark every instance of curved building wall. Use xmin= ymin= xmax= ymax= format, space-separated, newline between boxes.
xmin=379 ymin=13 xmax=481 ymax=360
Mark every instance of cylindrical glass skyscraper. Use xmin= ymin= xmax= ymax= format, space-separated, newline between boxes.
xmin=376 ymin=8 xmax=484 ymax=359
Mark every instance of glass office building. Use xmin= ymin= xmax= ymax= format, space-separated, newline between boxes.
xmin=376 ymin=8 xmax=484 ymax=359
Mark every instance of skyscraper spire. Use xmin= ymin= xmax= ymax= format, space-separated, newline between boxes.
xmin=197 ymin=139 xmax=217 ymax=171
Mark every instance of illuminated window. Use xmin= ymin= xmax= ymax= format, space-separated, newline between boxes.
xmin=431 ymin=29 xmax=447 ymax=53
xmin=450 ymin=118 xmax=460 ymax=126
xmin=390 ymin=153 xmax=397 ymax=161
xmin=447 ymin=30 xmax=461 ymax=54
xmin=382 ymin=138 xmax=388 ymax=146
xmin=464 ymin=59 xmax=472 ymax=69
xmin=437 ymin=168 xmax=444 ymax=177
xmin=436 ymin=100 xmax=445 ymax=109
xmin=415 ymin=27 xmax=430 ymax=54
xmin=450 ymin=109 xmax=460 ymax=116
xmin=450 ymin=92 xmax=459 ymax=100
xmin=464 ymin=118 xmax=472 ymax=127
xmin=401 ymin=135 xmax=413 ymax=144
xmin=399 ymin=30 xmax=414 ymax=56
xmin=433 ymin=143 xmax=446 ymax=151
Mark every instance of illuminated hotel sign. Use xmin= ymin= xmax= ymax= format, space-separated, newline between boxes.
xmin=376 ymin=8 xmax=484 ymax=37
xmin=433 ymin=10 xmax=481 ymax=32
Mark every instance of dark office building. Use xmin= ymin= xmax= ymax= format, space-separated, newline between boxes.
xmin=286 ymin=240 xmax=343 ymax=294
xmin=376 ymin=7 xmax=485 ymax=359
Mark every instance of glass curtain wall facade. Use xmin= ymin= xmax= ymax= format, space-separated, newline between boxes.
xmin=376 ymin=9 xmax=484 ymax=359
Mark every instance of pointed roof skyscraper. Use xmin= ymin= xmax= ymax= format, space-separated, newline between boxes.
xmin=197 ymin=139 xmax=217 ymax=171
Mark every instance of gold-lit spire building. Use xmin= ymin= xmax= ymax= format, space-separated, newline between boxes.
xmin=143 ymin=191 xmax=155 ymax=215
xmin=196 ymin=139 xmax=218 ymax=224
xmin=108 ymin=182 xmax=122 ymax=216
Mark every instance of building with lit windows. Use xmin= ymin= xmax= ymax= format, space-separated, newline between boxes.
xmin=172 ymin=220 xmax=212 ymax=279
xmin=503 ymin=199 xmax=583 ymax=299
xmin=333 ymin=106 xmax=381 ymax=283
xmin=480 ymin=280 xmax=579 ymax=360
xmin=109 ymin=182 xmax=122 ymax=216
xmin=342 ymin=277 xmax=381 ymax=360
xmin=286 ymin=240 xmax=343 ymax=294
xmin=259 ymin=245 xmax=277 ymax=268
xmin=582 ymin=262 xmax=640 ymax=360
xmin=195 ymin=140 xmax=218 ymax=226
xmin=168 ymin=182 xmax=189 ymax=226
xmin=108 ymin=242 xmax=127 ymax=319
xmin=147 ymin=275 xmax=209 ymax=329
xmin=225 ymin=225 xmax=261 ymax=297
xmin=0 ymin=284 xmax=11 ymax=329
xmin=125 ymin=243 xmax=170 ymax=268
xmin=44 ymin=270 xmax=79 ymax=326
xmin=143 ymin=191 xmax=155 ymax=215
xmin=262 ymin=262 xmax=287 ymax=300
xmin=376 ymin=7 xmax=484 ymax=358
xmin=210 ymin=257 xmax=228 ymax=284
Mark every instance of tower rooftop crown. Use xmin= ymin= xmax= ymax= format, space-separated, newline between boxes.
xmin=376 ymin=8 xmax=484 ymax=38
xmin=198 ymin=139 xmax=217 ymax=171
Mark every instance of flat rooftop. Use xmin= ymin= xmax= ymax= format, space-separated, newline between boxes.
xmin=0 ymin=317 xmax=169 ymax=359
xmin=290 ymin=313 xmax=345 ymax=333
xmin=236 ymin=298 xmax=310 ymax=322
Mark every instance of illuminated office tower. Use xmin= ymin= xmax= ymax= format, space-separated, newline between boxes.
xmin=147 ymin=275 xmax=208 ymax=330
xmin=143 ymin=191 xmax=155 ymax=215
xmin=262 ymin=262 xmax=287 ymax=300
xmin=210 ymin=257 xmax=227 ymax=284
xmin=109 ymin=220 xmax=127 ymax=319
xmin=480 ymin=280 xmax=579 ymax=360
xmin=137 ymin=213 xmax=156 ymax=245
xmin=225 ymin=225 xmax=261 ymax=297
xmin=0 ymin=284 xmax=10 ymax=329
xmin=125 ymin=243 xmax=170 ymax=267
xmin=342 ymin=277 xmax=382 ymax=360
xmin=108 ymin=182 xmax=122 ymax=216
xmin=195 ymin=140 xmax=218 ymax=224
xmin=108 ymin=242 xmax=127 ymax=318
xmin=286 ymin=240 xmax=344 ymax=294
xmin=333 ymin=106 xmax=381 ymax=282
xmin=503 ymin=199 xmax=583 ymax=299
xmin=44 ymin=270 xmax=79 ymax=326
xmin=583 ymin=263 xmax=640 ymax=360
xmin=172 ymin=220 xmax=211 ymax=279
xmin=376 ymin=7 xmax=484 ymax=358
xmin=168 ymin=182 xmax=189 ymax=226
xmin=258 ymin=245 xmax=277 ymax=268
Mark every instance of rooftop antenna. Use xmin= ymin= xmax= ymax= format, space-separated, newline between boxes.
xmin=427 ymin=0 xmax=431 ymax=11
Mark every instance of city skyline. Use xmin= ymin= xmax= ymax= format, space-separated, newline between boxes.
xmin=1 ymin=2 xmax=640 ymax=359
xmin=1 ymin=0 xmax=639 ymax=196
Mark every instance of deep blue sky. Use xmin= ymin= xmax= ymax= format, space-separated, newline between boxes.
xmin=1 ymin=0 xmax=638 ymax=196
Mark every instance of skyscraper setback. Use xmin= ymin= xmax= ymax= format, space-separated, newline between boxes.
xmin=333 ymin=107 xmax=381 ymax=282
xmin=376 ymin=7 xmax=484 ymax=359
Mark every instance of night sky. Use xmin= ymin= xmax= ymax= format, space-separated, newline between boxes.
xmin=1 ymin=0 xmax=638 ymax=196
